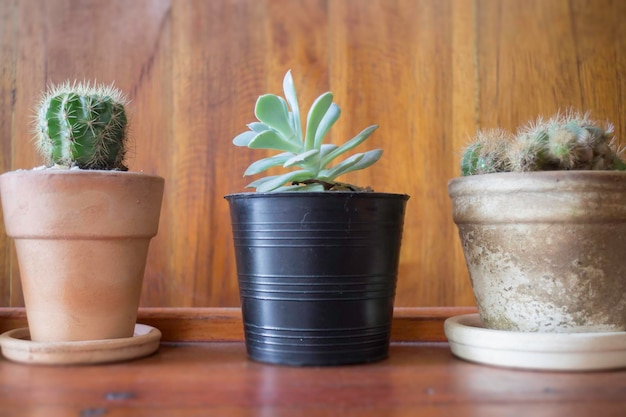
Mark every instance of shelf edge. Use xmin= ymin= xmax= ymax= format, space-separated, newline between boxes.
xmin=0 ymin=306 xmax=478 ymax=343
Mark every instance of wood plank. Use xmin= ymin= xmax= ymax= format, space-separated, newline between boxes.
xmin=0 ymin=306 xmax=477 ymax=342
xmin=0 ymin=0 xmax=16 ymax=307
xmin=568 ymin=0 xmax=626 ymax=146
xmin=328 ymin=0 xmax=474 ymax=306
xmin=127 ymin=1 xmax=174 ymax=307
xmin=8 ymin=0 xmax=173 ymax=307
xmin=476 ymin=0 xmax=625 ymax=136
xmin=1 ymin=0 xmax=625 ymax=309
xmin=169 ymin=0 xmax=262 ymax=307
xmin=450 ymin=0 xmax=478 ymax=304
xmin=168 ymin=0 xmax=331 ymax=307
xmin=476 ymin=0 xmax=576 ymax=129
xmin=1 ymin=342 xmax=626 ymax=416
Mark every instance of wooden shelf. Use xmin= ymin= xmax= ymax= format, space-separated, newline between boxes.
xmin=0 ymin=306 xmax=479 ymax=342
xmin=2 ymin=307 xmax=626 ymax=415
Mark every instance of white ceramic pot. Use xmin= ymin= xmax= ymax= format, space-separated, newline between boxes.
xmin=0 ymin=169 xmax=164 ymax=342
xmin=449 ymin=171 xmax=626 ymax=333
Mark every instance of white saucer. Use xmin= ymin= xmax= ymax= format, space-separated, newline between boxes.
xmin=444 ymin=314 xmax=626 ymax=371
xmin=0 ymin=324 xmax=161 ymax=365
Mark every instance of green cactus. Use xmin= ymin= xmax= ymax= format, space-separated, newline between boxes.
xmin=460 ymin=129 xmax=511 ymax=176
xmin=35 ymin=81 xmax=129 ymax=170
xmin=507 ymin=120 xmax=559 ymax=172
xmin=461 ymin=111 xmax=626 ymax=175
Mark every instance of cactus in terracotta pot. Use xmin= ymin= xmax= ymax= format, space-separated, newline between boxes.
xmin=461 ymin=111 xmax=626 ymax=175
xmin=35 ymin=81 xmax=129 ymax=170
xmin=449 ymin=109 xmax=626 ymax=351
xmin=0 ymin=80 xmax=165 ymax=352
xmin=460 ymin=128 xmax=512 ymax=176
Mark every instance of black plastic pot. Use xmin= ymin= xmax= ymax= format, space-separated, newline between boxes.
xmin=225 ymin=192 xmax=409 ymax=366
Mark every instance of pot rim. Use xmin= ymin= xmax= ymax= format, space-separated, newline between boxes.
xmin=225 ymin=191 xmax=410 ymax=200
xmin=0 ymin=168 xmax=163 ymax=181
xmin=448 ymin=170 xmax=626 ymax=196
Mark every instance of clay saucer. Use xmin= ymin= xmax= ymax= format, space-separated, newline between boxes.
xmin=445 ymin=314 xmax=626 ymax=371
xmin=0 ymin=324 xmax=161 ymax=365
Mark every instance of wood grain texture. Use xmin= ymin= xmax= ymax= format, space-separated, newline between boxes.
xmin=0 ymin=0 xmax=625 ymax=307
xmin=0 ymin=306 xmax=479 ymax=342
xmin=476 ymin=0 xmax=626 ymax=138
xmin=0 ymin=0 xmax=15 ymax=307
xmin=1 ymin=341 xmax=626 ymax=416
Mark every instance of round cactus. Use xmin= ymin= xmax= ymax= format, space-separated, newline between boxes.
xmin=507 ymin=119 xmax=559 ymax=172
xmin=514 ymin=112 xmax=623 ymax=171
xmin=35 ymin=81 xmax=129 ymax=170
xmin=460 ymin=129 xmax=511 ymax=176
xmin=461 ymin=110 xmax=626 ymax=175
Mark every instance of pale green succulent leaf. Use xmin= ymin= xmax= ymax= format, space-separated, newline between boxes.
xmin=246 ymin=175 xmax=280 ymax=190
xmin=288 ymin=112 xmax=296 ymax=135
xmin=304 ymin=92 xmax=333 ymax=151
xmin=320 ymin=149 xmax=383 ymax=181
xmin=320 ymin=124 xmax=378 ymax=168
xmin=313 ymin=103 xmax=341 ymax=150
xmin=247 ymin=122 xmax=270 ymax=133
xmin=255 ymin=94 xmax=296 ymax=142
xmin=244 ymin=152 xmax=293 ymax=176
xmin=233 ymin=131 xmax=258 ymax=147
xmin=256 ymin=170 xmax=314 ymax=192
xmin=283 ymin=149 xmax=319 ymax=168
xmin=283 ymin=70 xmax=302 ymax=141
xmin=248 ymin=129 xmax=302 ymax=153
xmin=236 ymin=71 xmax=383 ymax=192
xmin=319 ymin=153 xmax=364 ymax=181
xmin=345 ymin=149 xmax=383 ymax=172
xmin=319 ymin=144 xmax=339 ymax=159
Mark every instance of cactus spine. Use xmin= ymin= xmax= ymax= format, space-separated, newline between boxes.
xmin=461 ymin=111 xmax=626 ymax=175
xmin=460 ymin=129 xmax=511 ymax=176
xmin=35 ymin=81 xmax=129 ymax=170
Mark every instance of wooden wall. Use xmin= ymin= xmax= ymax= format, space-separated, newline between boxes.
xmin=0 ymin=0 xmax=624 ymax=307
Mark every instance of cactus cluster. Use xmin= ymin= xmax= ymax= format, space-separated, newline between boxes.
xmin=461 ymin=111 xmax=626 ymax=176
xmin=35 ymin=81 xmax=129 ymax=170
xmin=233 ymin=71 xmax=382 ymax=192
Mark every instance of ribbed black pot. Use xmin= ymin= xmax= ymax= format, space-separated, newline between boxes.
xmin=225 ymin=192 xmax=409 ymax=366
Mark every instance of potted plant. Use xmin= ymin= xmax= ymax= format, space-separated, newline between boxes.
xmin=0 ymin=82 xmax=164 ymax=357
xmin=225 ymin=71 xmax=409 ymax=366
xmin=446 ymin=111 xmax=626 ymax=370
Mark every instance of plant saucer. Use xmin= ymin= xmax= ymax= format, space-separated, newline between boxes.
xmin=444 ymin=314 xmax=626 ymax=371
xmin=0 ymin=324 xmax=161 ymax=365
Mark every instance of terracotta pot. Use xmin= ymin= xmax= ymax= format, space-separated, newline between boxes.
xmin=448 ymin=171 xmax=626 ymax=333
xmin=0 ymin=169 xmax=164 ymax=342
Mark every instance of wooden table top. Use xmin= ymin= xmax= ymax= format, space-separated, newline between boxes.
xmin=1 ymin=341 xmax=626 ymax=416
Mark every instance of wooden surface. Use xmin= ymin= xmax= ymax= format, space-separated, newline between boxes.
xmin=1 ymin=342 xmax=626 ymax=416
xmin=1 ymin=306 xmax=625 ymax=415
xmin=0 ymin=0 xmax=625 ymax=307
xmin=0 ymin=306 xmax=479 ymax=343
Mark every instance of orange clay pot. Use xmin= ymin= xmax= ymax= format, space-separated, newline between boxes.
xmin=0 ymin=169 xmax=164 ymax=342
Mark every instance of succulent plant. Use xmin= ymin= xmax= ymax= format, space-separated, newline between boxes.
xmin=233 ymin=71 xmax=382 ymax=192
xmin=35 ymin=81 xmax=129 ymax=170
xmin=461 ymin=111 xmax=626 ymax=175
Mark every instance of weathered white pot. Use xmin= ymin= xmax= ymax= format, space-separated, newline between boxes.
xmin=0 ymin=169 xmax=164 ymax=342
xmin=448 ymin=171 xmax=626 ymax=333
